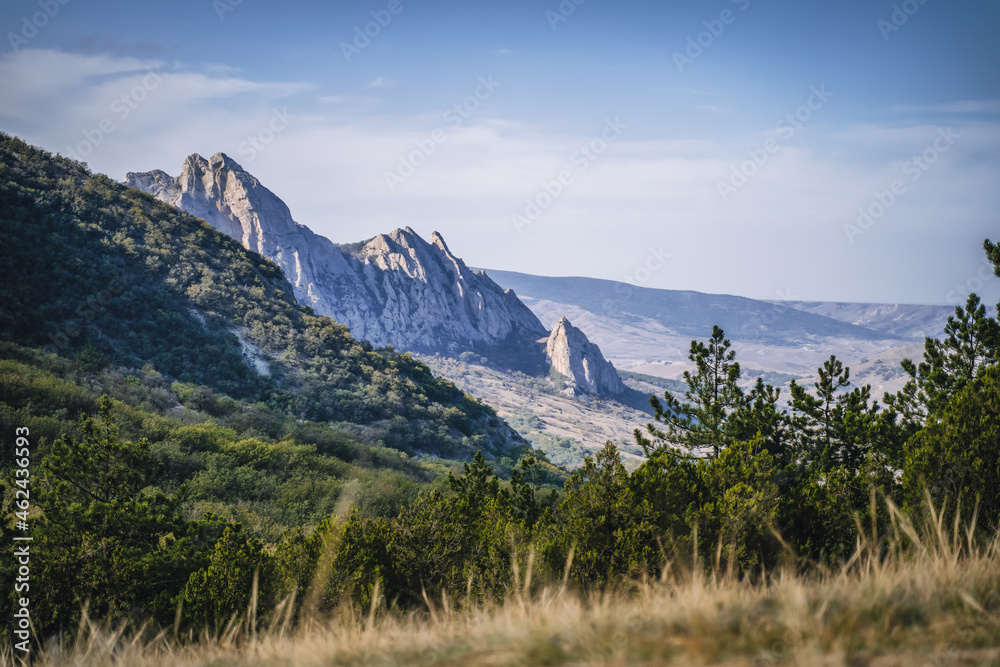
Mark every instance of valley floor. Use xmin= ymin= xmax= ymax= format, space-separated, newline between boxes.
xmin=418 ymin=354 xmax=654 ymax=468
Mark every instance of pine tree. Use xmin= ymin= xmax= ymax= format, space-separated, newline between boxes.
xmin=904 ymin=365 xmax=1000 ymax=529
xmin=183 ymin=526 xmax=272 ymax=630
xmin=894 ymin=293 xmax=999 ymax=421
xmin=789 ymin=355 xmax=876 ymax=471
xmin=635 ymin=326 xmax=745 ymax=458
xmin=731 ymin=377 xmax=788 ymax=464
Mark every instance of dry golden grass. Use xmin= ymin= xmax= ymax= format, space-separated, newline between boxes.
xmin=6 ymin=499 xmax=1000 ymax=667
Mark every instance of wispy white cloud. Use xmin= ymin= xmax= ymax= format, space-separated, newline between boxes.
xmin=365 ymin=76 xmax=394 ymax=89
xmin=316 ymin=93 xmax=383 ymax=115
xmin=0 ymin=49 xmax=310 ymax=127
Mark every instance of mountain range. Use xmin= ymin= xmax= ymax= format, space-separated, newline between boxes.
xmin=479 ymin=270 xmax=943 ymax=345
xmin=125 ymin=153 xmax=627 ymax=396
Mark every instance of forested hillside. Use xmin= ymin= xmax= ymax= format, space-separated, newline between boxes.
xmin=0 ymin=133 xmax=527 ymax=460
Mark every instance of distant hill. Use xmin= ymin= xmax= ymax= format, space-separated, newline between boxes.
xmin=480 ymin=270 xmax=904 ymax=345
xmin=480 ymin=269 xmax=957 ymax=398
xmin=769 ymin=301 xmax=954 ymax=340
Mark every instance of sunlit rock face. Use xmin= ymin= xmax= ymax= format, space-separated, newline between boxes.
xmin=546 ymin=316 xmax=625 ymax=396
xmin=126 ymin=154 xmax=549 ymax=366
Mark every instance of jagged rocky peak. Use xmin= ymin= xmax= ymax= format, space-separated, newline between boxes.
xmin=126 ymin=152 xmax=299 ymax=251
xmin=430 ymin=230 xmax=451 ymax=251
xmin=546 ymin=316 xmax=625 ymax=396
xmin=360 ymin=227 xmax=439 ymax=276
xmin=124 ymin=154 xmax=550 ymax=371
xmin=207 ymin=151 xmax=244 ymax=172
xmin=351 ymin=226 xmax=550 ymax=360
xmin=360 ymin=227 xmax=473 ymax=285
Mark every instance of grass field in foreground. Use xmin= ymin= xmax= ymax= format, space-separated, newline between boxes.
xmin=5 ymin=502 xmax=1000 ymax=667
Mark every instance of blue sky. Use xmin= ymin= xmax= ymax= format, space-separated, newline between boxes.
xmin=2 ymin=0 xmax=999 ymax=305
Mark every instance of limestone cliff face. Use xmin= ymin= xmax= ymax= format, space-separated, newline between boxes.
xmin=344 ymin=228 xmax=549 ymax=356
xmin=546 ymin=317 xmax=625 ymax=396
xmin=125 ymin=154 xmax=548 ymax=363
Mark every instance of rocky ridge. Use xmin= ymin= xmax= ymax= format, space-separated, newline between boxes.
xmin=125 ymin=154 xmax=549 ymax=366
xmin=125 ymin=154 xmax=627 ymax=395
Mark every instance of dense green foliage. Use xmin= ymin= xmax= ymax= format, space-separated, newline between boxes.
xmin=360 ymin=289 xmax=999 ymax=599
xmin=0 ymin=343 xmax=461 ymax=631
xmin=26 ymin=395 xmax=223 ymax=630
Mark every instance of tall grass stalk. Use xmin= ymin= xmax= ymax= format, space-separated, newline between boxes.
xmin=4 ymin=497 xmax=999 ymax=666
